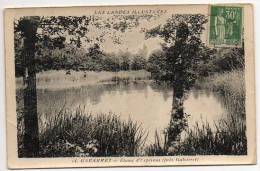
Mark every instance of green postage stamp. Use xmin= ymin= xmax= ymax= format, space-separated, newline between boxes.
xmin=209 ymin=6 xmax=243 ymax=46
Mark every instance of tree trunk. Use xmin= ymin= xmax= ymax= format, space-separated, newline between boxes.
xmin=167 ymin=90 xmax=185 ymax=148
xmin=22 ymin=18 xmax=39 ymax=157
xmin=166 ymin=41 xmax=186 ymax=149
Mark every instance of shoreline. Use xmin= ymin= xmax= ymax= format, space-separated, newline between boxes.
xmin=15 ymin=70 xmax=152 ymax=90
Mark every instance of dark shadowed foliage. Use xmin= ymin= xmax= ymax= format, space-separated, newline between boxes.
xmin=18 ymin=108 xmax=147 ymax=157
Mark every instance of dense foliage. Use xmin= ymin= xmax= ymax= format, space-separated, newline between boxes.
xmin=147 ymin=46 xmax=245 ymax=81
xmin=15 ymin=42 xmax=147 ymax=77
xmin=147 ymin=46 xmax=244 ymax=80
xmin=146 ymin=14 xmax=244 ymax=91
xmin=14 ymin=15 xmax=162 ymax=77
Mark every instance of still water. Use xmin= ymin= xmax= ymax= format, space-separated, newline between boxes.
xmin=20 ymin=81 xmax=227 ymax=143
xmin=17 ymin=82 xmax=227 ymax=143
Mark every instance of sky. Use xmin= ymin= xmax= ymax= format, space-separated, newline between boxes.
xmin=80 ymin=13 xmax=208 ymax=57
xmin=99 ymin=17 xmax=166 ymax=55
xmin=79 ymin=14 xmax=169 ymax=56
xmin=34 ymin=7 xmax=209 ymax=57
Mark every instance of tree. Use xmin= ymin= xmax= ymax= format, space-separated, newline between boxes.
xmin=14 ymin=32 xmax=24 ymax=77
xmin=116 ymin=51 xmax=131 ymax=71
xmin=147 ymin=49 xmax=167 ymax=80
xmin=146 ymin=14 xmax=208 ymax=148
xmin=146 ymin=14 xmax=208 ymax=94
xmin=16 ymin=18 xmax=39 ymax=157
xmin=15 ymin=14 xmax=161 ymax=157
xmin=86 ymin=43 xmax=104 ymax=71
xmin=131 ymin=55 xmax=146 ymax=70
xmin=213 ymin=47 xmax=245 ymax=72
xmin=15 ymin=16 xmax=96 ymax=157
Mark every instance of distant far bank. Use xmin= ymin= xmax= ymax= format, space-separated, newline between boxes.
xmin=15 ymin=70 xmax=151 ymax=90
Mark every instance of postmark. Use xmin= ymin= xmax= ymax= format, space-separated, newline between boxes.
xmin=209 ymin=6 xmax=243 ymax=46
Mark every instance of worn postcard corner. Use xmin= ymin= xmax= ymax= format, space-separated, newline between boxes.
xmin=4 ymin=4 xmax=256 ymax=169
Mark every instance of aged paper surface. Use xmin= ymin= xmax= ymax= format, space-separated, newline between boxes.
xmin=4 ymin=4 xmax=255 ymax=169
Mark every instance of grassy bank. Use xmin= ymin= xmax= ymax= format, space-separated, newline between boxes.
xmin=173 ymin=116 xmax=246 ymax=155
xmin=146 ymin=70 xmax=247 ymax=156
xmin=181 ymin=70 xmax=246 ymax=155
xmin=196 ymin=70 xmax=245 ymax=98
xmin=146 ymin=117 xmax=246 ymax=156
xmin=197 ymin=69 xmax=246 ymax=119
xmin=16 ymin=70 xmax=151 ymax=90
xmin=18 ymin=109 xmax=147 ymax=157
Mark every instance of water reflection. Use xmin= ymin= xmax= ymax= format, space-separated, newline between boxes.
xmin=184 ymin=90 xmax=226 ymax=130
xmin=16 ymin=82 xmax=228 ymax=143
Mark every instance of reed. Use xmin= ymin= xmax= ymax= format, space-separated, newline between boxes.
xmin=173 ymin=114 xmax=247 ymax=155
xmin=146 ymin=70 xmax=246 ymax=156
xmin=17 ymin=108 xmax=147 ymax=157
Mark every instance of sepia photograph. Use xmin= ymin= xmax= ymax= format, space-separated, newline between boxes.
xmin=4 ymin=4 xmax=256 ymax=168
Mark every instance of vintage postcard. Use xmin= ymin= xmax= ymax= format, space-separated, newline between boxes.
xmin=4 ymin=4 xmax=255 ymax=169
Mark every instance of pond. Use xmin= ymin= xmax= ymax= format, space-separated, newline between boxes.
xmin=16 ymin=81 xmax=228 ymax=144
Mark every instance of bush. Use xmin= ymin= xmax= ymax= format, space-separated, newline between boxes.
xmin=146 ymin=50 xmax=167 ymax=80
xmin=18 ymin=108 xmax=147 ymax=157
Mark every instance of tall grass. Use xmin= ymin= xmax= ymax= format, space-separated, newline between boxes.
xmin=146 ymin=70 xmax=247 ymax=156
xmin=145 ymin=130 xmax=168 ymax=156
xmin=199 ymin=70 xmax=245 ymax=119
xmin=146 ymin=115 xmax=246 ymax=156
xmin=172 ymin=114 xmax=246 ymax=155
xmin=18 ymin=108 xmax=147 ymax=157
xmin=197 ymin=70 xmax=245 ymax=98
